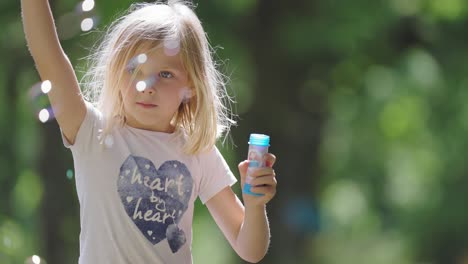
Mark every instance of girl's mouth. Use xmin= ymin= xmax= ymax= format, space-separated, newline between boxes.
xmin=136 ymin=102 xmax=157 ymax=108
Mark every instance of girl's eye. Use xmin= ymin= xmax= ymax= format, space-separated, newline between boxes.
xmin=159 ymin=71 xmax=174 ymax=79
xmin=127 ymin=67 xmax=136 ymax=74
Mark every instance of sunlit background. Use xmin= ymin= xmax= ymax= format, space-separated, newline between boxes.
xmin=1 ymin=0 xmax=468 ymax=263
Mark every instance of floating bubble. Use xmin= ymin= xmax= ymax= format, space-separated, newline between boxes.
xmin=283 ymin=198 xmax=320 ymax=234
xmin=136 ymin=81 xmax=147 ymax=92
xmin=179 ymin=87 xmax=193 ymax=103
xmin=24 ymin=255 xmax=46 ymax=264
xmin=164 ymin=39 xmax=180 ymax=49
xmin=127 ymin=53 xmax=148 ymax=71
xmin=80 ymin=18 xmax=94 ymax=32
xmin=137 ymin=54 xmax=148 ymax=64
xmin=81 ymin=0 xmax=95 ymax=12
xmin=104 ymin=135 xmax=114 ymax=148
xmin=38 ymin=109 xmax=50 ymax=123
xmin=66 ymin=169 xmax=74 ymax=180
xmin=3 ymin=236 xmax=11 ymax=248
xmin=135 ymin=76 xmax=157 ymax=92
xmin=164 ymin=38 xmax=180 ymax=56
xmin=41 ymin=80 xmax=52 ymax=94
xmin=32 ymin=255 xmax=41 ymax=264
xmin=28 ymin=82 xmax=44 ymax=100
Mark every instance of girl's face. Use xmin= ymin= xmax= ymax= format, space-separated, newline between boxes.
xmin=120 ymin=46 xmax=191 ymax=133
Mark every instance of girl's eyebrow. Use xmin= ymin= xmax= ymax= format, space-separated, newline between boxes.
xmin=132 ymin=53 xmax=186 ymax=74
xmin=161 ymin=66 xmax=184 ymax=74
xmin=144 ymin=63 xmax=185 ymax=75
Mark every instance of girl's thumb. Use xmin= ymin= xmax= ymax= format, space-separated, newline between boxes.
xmin=237 ymin=160 xmax=249 ymax=181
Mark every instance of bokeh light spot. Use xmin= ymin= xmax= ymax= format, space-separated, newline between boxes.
xmin=137 ymin=54 xmax=148 ymax=64
xmin=322 ymin=180 xmax=369 ymax=226
xmin=390 ymin=0 xmax=422 ymax=16
xmin=80 ymin=18 xmax=94 ymax=32
xmin=81 ymin=0 xmax=95 ymax=12
xmin=0 ymin=220 xmax=24 ymax=255
xmin=3 ymin=236 xmax=11 ymax=248
xmin=136 ymin=81 xmax=147 ymax=92
xmin=104 ymin=135 xmax=114 ymax=148
xmin=379 ymin=96 xmax=428 ymax=139
xmin=406 ymin=49 xmax=441 ymax=91
xmin=135 ymin=76 xmax=157 ymax=92
xmin=164 ymin=38 xmax=180 ymax=56
xmin=38 ymin=109 xmax=50 ymax=123
xmin=66 ymin=169 xmax=74 ymax=180
xmin=127 ymin=53 xmax=148 ymax=71
xmin=41 ymin=80 xmax=52 ymax=94
xmin=13 ymin=170 xmax=43 ymax=217
xmin=179 ymin=87 xmax=192 ymax=102
xmin=428 ymin=0 xmax=465 ymax=19
xmin=32 ymin=255 xmax=41 ymax=264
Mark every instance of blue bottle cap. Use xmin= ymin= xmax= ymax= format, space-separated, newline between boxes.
xmin=248 ymin=134 xmax=270 ymax=146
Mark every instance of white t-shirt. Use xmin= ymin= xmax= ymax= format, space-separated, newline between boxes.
xmin=62 ymin=102 xmax=237 ymax=264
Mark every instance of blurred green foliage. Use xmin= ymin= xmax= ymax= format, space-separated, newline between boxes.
xmin=1 ymin=0 xmax=468 ymax=263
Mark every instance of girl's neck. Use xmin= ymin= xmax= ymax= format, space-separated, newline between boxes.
xmin=125 ymin=121 xmax=176 ymax=134
xmin=123 ymin=114 xmax=175 ymax=133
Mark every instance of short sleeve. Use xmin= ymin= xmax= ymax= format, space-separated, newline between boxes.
xmin=61 ymin=101 xmax=103 ymax=153
xmin=198 ymin=147 xmax=237 ymax=204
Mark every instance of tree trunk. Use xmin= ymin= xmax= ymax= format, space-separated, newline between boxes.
xmin=234 ymin=0 xmax=328 ymax=262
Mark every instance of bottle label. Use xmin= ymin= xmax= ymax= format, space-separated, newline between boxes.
xmin=243 ymin=144 xmax=268 ymax=196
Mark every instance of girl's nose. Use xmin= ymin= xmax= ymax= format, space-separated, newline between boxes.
xmin=136 ymin=75 xmax=158 ymax=93
xmin=142 ymin=88 xmax=154 ymax=94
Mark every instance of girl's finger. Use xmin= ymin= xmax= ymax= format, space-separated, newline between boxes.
xmin=237 ymin=160 xmax=249 ymax=179
xmin=250 ymin=175 xmax=277 ymax=187
xmin=264 ymin=153 xmax=276 ymax=168
xmin=250 ymin=167 xmax=275 ymax=178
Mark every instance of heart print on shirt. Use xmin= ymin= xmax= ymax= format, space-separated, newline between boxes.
xmin=117 ymin=155 xmax=193 ymax=253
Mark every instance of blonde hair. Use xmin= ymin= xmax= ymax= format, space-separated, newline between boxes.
xmin=82 ymin=0 xmax=235 ymax=154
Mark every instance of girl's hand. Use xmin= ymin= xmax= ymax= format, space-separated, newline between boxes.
xmin=238 ymin=153 xmax=277 ymax=208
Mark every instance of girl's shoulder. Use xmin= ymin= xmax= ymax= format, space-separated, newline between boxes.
xmin=83 ymin=100 xmax=105 ymax=124
xmin=196 ymin=145 xmax=228 ymax=166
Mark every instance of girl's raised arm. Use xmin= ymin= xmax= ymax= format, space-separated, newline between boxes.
xmin=21 ymin=0 xmax=86 ymax=144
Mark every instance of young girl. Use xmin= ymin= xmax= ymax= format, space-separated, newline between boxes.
xmin=21 ymin=0 xmax=277 ymax=263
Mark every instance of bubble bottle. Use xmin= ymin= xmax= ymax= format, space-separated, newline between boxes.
xmin=243 ymin=134 xmax=270 ymax=196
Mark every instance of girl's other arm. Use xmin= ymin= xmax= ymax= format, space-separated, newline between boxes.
xmin=206 ymin=154 xmax=277 ymax=263
xmin=21 ymin=0 xmax=86 ymax=144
